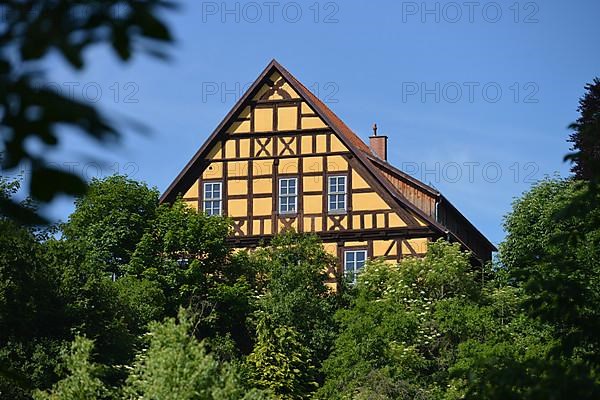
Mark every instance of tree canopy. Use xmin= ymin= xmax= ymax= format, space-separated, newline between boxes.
xmin=3 ymin=91 xmax=600 ymax=399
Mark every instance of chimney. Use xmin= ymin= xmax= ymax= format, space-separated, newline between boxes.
xmin=369 ymin=123 xmax=388 ymax=161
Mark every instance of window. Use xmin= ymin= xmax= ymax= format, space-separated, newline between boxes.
xmin=203 ymin=182 xmax=222 ymax=216
xmin=328 ymin=176 xmax=347 ymax=212
xmin=344 ymin=250 xmax=367 ymax=283
xmin=279 ymin=178 xmax=298 ymax=214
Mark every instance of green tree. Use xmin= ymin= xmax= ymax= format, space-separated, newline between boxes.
xmin=45 ymin=249 xmax=164 ymax=367
xmin=566 ymin=78 xmax=600 ymax=181
xmin=488 ymin=178 xmax=600 ymax=398
xmin=249 ymin=232 xmax=340 ymax=394
xmin=0 ymin=175 xmax=260 ymax=397
xmin=318 ymin=240 xmax=490 ymax=400
xmin=127 ymin=199 xmax=232 ymax=312
xmin=246 ymin=312 xmax=316 ymax=399
xmin=0 ymin=217 xmax=66 ymax=399
xmin=0 ymin=0 xmax=175 ymax=223
xmin=124 ymin=309 xmax=268 ymax=400
xmin=0 ymin=176 xmax=166 ymax=397
xmin=33 ymin=337 xmax=109 ymax=400
xmin=125 ymin=198 xmax=261 ymax=357
xmin=0 ymin=219 xmax=63 ymax=342
xmin=500 ymin=178 xmax=600 ymax=360
xmin=43 ymin=176 xmax=166 ymax=367
xmin=447 ymin=270 xmax=557 ymax=400
xmin=62 ymin=175 xmax=160 ymax=277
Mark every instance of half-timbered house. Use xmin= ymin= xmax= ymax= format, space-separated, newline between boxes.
xmin=160 ymin=60 xmax=496 ymax=278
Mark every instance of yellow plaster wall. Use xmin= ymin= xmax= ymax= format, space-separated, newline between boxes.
xmin=301 ymin=102 xmax=313 ymax=114
xmin=225 ymin=140 xmax=236 ymax=159
xmin=277 ymin=136 xmax=298 ymax=156
xmin=253 ymin=198 xmax=272 ymax=216
xmin=255 ymin=108 xmax=273 ymax=132
xmin=207 ymin=143 xmax=222 ymax=160
xmin=252 ymin=178 xmax=272 ymax=194
xmin=416 ymin=217 xmax=428 ymax=227
xmin=252 ymin=219 xmax=273 ymax=235
xmin=302 ymin=116 xmax=327 ymax=129
xmin=253 ymin=160 xmax=274 ymax=176
xmin=303 ymin=175 xmax=322 ymax=192
xmin=327 ymin=216 xmax=347 ymax=230
xmin=227 ymin=107 xmax=251 ymax=134
xmin=279 ymin=158 xmax=298 ymax=174
xmin=183 ymin=181 xmax=198 ymax=199
xmin=278 ymin=106 xmax=298 ymax=131
xmin=227 ymin=161 xmax=248 ymax=178
xmin=389 ymin=213 xmax=407 ymax=227
xmin=237 ymin=221 xmax=248 ymax=236
xmin=303 ymin=216 xmax=322 ymax=232
xmin=330 ymin=135 xmax=348 ymax=152
xmin=270 ymin=72 xmax=282 ymax=82
xmin=239 ymin=139 xmax=250 ymax=158
xmin=280 ymin=81 xmax=299 ymax=99
xmin=402 ymin=238 xmax=428 ymax=255
xmin=316 ymin=134 xmax=327 ymax=153
xmin=373 ymin=240 xmax=397 ymax=257
xmin=323 ymin=242 xmax=337 ymax=254
xmin=228 ymin=199 xmax=247 ymax=218
xmin=301 ymin=135 xmax=313 ymax=154
xmin=344 ymin=241 xmax=368 ymax=247
xmin=303 ymin=157 xmax=323 ymax=173
xmin=252 ymin=74 xmax=300 ymax=102
xmin=327 ymin=155 xmax=348 ymax=172
xmin=254 ymin=138 xmax=273 ymax=157
xmin=227 ymin=120 xmax=251 ymax=134
xmin=304 ymin=195 xmax=322 ymax=214
xmin=252 ymin=220 xmax=260 ymax=235
xmin=228 ymin=180 xmax=247 ymax=196
xmin=253 ymin=84 xmax=270 ymax=100
xmin=278 ymin=218 xmax=298 ymax=231
xmin=352 ymin=170 xmax=370 ymax=189
xmin=202 ymin=163 xmax=223 ymax=179
xmin=352 ymin=193 xmax=391 ymax=211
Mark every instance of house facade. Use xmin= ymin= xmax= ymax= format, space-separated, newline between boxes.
xmin=160 ymin=60 xmax=496 ymax=277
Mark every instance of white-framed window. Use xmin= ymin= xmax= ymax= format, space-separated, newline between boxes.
xmin=278 ymin=177 xmax=298 ymax=214
xmin=328 ymin=175 xmax=347 ymax=213
xmin=203 ymin=182 xmax=222 ymax=216
xmin=344 ymin=250 xmax=367 ymax=283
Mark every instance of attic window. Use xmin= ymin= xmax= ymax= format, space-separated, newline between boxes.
xmin=203 ymin=182 xmax=222 ymax=216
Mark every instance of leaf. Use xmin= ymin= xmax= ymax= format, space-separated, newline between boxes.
xmin=0 ymin=198 xmax=47 ymax=225
xmin=30 ymin=166 xmax=88 ymax=202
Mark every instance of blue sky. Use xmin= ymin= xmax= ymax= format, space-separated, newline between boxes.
xmin=33 ymin=0 xmax=600 ymax=247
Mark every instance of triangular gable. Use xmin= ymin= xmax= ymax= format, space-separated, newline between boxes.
xmin=159 ymin=60 xmax=445 ymax=236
